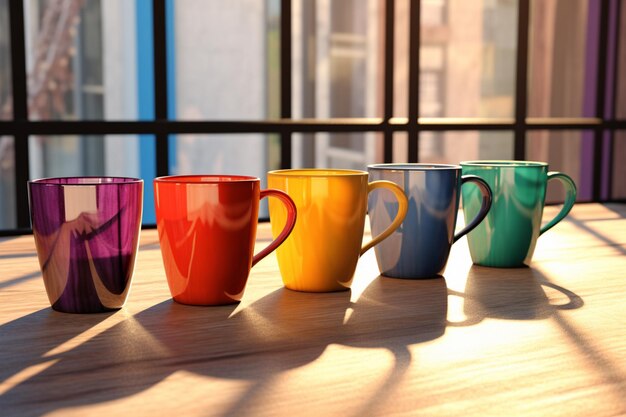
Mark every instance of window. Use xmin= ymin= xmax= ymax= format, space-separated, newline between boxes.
xmin=1 ymin=0 xmax=625 ymax=234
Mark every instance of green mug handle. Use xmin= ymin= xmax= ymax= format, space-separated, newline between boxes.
xmin=539 ymin=172 xmax=577 ymax=236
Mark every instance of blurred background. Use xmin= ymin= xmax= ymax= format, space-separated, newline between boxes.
xmin=1 ymin=0 xmax=625 ymax=230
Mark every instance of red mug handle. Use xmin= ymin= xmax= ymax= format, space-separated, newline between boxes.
xmin=252 ymin=189 xmax=297 ymax=267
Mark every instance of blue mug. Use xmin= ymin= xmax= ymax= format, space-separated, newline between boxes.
xmin=367 ymin=164 xmax=492 ymax=278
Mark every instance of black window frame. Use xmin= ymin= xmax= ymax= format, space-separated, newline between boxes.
xmin=1 ymin=0 xmax=625 ymax=236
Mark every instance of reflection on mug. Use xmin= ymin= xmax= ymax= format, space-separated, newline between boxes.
xmin=268 ymin=169 xmax=408 ymax=292
xmin=461 ymin=160 xmax=576 ymax=267
xmin=450 ymin=265 xmax=584 ymax=326
xmin=154 ymin=175 xmax=296 ymax=305
xmin=28 ymin=177 xmax=143 ymax=314
xmin=368 ymin=164 xmax=492 ymax=278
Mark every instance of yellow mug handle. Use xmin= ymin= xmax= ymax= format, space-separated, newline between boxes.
xmin=360 ymin=180 xmax=409 ymax=256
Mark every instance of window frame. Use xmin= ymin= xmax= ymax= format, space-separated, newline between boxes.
xmin=1 ymin=0 xmax=625 ymax=235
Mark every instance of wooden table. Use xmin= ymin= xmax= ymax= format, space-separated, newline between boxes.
xmin=0 ymin=203 xmax=625 ymax=417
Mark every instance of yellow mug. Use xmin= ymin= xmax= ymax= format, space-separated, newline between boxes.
xmin=267 ymin=169 xmax=408 ymax=292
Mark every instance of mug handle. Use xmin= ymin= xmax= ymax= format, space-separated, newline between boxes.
xmin=539 ymin=172 xmax=577 ymax=236
xmin=251 ymin=189 xmax=297 ymax=267
xmin=360 ymin=180 xmax=408 ymax=256
xmin=453 ymin=175 xmax=493 ymax=243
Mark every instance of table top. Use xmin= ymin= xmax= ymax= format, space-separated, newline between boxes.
xmin=0 ymin=203 xmax=625 ymax=417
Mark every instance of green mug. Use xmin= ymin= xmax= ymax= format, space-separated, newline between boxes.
xmin=460 ymin=161 xmax=576 ymax=267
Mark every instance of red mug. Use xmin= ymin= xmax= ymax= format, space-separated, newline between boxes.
xmin=154 ymin=175 xmax=296 ymax=305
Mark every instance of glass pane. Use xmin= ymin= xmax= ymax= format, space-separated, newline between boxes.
xmin=173 ymin=0 xmax=280 ymax=120
xmin=28 ymin=134 xmax=156 ymax=223
xmin=292 ymin=133 xmax=383 ymax=170
xmin=24 ymin=0 xmax=145 ymax=120
xmin=394 ymin=0 xmax=409 ymax=118
xmin=0 ymin=136 xmax=16 ymax=229
xmin=0 ymin=0 xmax=11 ymax=120
xmin=528 ymin=0 xmax=597 ymax=118
xmin=170 ymin=134 xmax=278 ymax=217
xmin=170 ymin=133 xmax=277 ymax=176
xmin=613 ymin=131 xmax=626 ymax=199
xmin=526 ymin=130 xmax=592 ymax=202
xmin=292 ymin=0 xmax=383 ymax=119
xmin=616 ymin=0 xmax=626 ymax=119
xmin=393 ymin=132 xmax=409 ymax=162
xmin=418 ymin=131 xmax=514 ymax=164
xmin=420 ymin=0 xmax=518 ymax=118
xmin=29 ymin=136 xmax=143 ymax=178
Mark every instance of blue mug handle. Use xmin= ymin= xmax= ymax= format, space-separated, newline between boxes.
xmin=453 ymin=175 xmax=492 ymax=243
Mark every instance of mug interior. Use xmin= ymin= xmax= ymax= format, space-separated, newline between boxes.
xmin=29 ymin=177 xmax=142 ymax=185
xmin=368 ymin=163 xmax=460 ymax=171
xmin=268 ymin=169 xmax=366 ymax=177
xmin=154 ymin=175 xmax=259 ymax=183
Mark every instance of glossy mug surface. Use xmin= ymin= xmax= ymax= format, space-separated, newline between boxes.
xmin=267 ymin=169 xmax=408 ymax=292
xmin=461 ymin=161 xmax=577 ymax=267
xmin=28 ymin=177 xmax=144 ymax=313
xmin=368 ymin=164 xmax=492 ymax=278
xmin=154 ymin=175 xmax=296 ymax=305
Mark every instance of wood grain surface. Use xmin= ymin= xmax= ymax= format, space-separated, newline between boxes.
xmin=0 ymin=204 xmax=624 ymax=417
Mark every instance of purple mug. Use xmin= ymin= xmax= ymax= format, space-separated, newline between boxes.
xmin=28 ymin=177 xmax=143 ymax=313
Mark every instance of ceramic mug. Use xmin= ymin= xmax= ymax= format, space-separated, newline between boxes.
xmin=28 ymin=177 xmax=144 ymax=313
xmin=154 ymin=175 xmax=296 ymax=305
xmin=368 ymin=163 xmax=492 ymax=278
xmin=460 ymin=161 xmax=577 ymax=267
xmin=267 ymin=169 xmax=408 ymax=292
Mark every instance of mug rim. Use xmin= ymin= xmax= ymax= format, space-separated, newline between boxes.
xmin=368 ymin=163 xmax=460 ymax=171
xmin=268 ymin=168 xmax=367 ymax=177
xmin=460 ymin=160 xmax=548 ymax=167
xmin=154 ymin=174 xmax=260 ymax=184
xmin=29 ymin=176 xmax=143 ymax=186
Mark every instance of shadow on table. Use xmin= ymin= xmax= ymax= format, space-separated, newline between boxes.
xmin=0 ymin=251 xmax=37 ymax=260
xmin=448 ymin=265 xmax=584 ymax=326
xmin=0 ymin=270 xmax=42 ymax=290
xmin=0 ymin=307 xmax=116 ymax=416
xmin=0 ymin=276 xmax=449 ymax=416
xmin=0 ymin=290 xmax=352 ymax=416
xmin=451 ymin=265 xmax=626 ymax=403
xmin=604 ymin=204 xmax=626 ymax=219
xmin=565 ymin=214 xmax=626 ymax=256
xmin=340 ymin=275 xmax=448 ymax=417
xmin=215 ymin=277 xmax=448 ymax=417
xmin=0 ymin=308 xmax=115 ymax=384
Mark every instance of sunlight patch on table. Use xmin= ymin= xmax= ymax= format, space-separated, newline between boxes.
xmin=45 ymin=371 xmax=253 ymax=417
xmin=446 ymin=291 xmax=470 ymax=324
xmin=43 ymin=312 xmax=168 ymax=358
xmin=0 ymin=359 xmax=59 ymax=396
